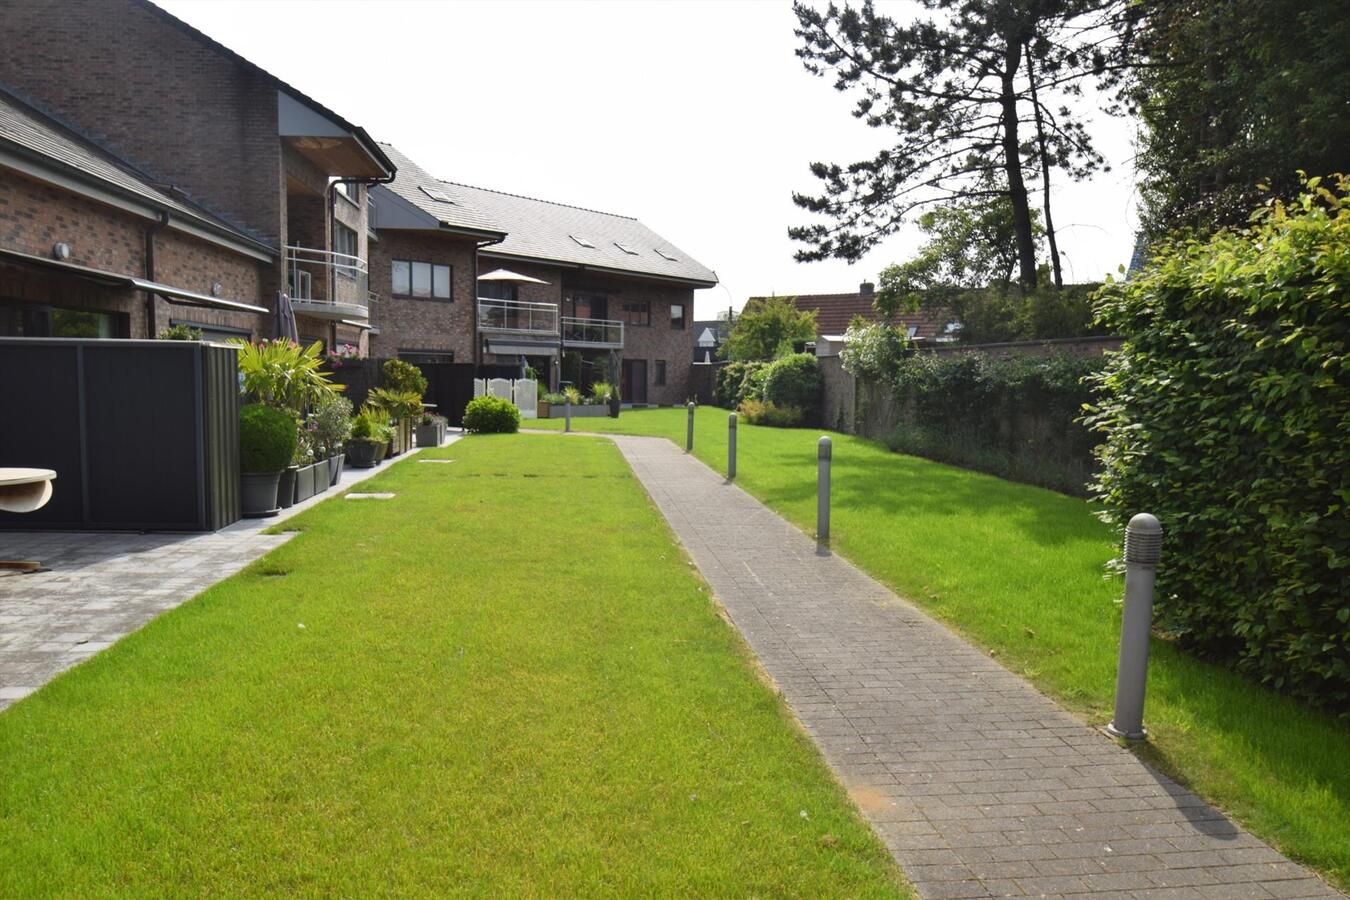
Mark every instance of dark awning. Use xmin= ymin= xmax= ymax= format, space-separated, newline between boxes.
xmin=0 ymin=247 xmax=269 ymax=314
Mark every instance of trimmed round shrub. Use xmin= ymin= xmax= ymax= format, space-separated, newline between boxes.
xmin=463 ymin=396 xmax=521 ymax=434
xmin=1087 ymin=176 xmax=1350 ymax=712
xmin=239 ymin=403 xmax=297 ymax=474
xmin=763 ymin=353 xmax=823 ymax=423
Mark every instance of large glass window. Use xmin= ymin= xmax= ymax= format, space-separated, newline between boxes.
xmin=333 ymin=222 xmax=359 ymax=279
xmin=392 ymin=259 xmax=451 ymax=301
xmin=654 ymin=359 xmax=667 ymax=386
xmin=1 ymin=301 xmax=124 ymax=338
xmin=620 ymin=301 xmax=650 ymax=326
xmin=670 ymin=303 xmax=686 ymax=329
xmin=479 ymin=281 xmax=518 ymax=302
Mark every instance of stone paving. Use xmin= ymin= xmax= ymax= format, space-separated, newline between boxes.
xmin=0 ymin=440 xmax=455 ymax=711
xmin=608 ymin=434 xmax=1340 ymax=900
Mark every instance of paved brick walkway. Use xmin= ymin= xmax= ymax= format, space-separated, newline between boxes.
xmin=609 ymin=434 xmax=1339 ymax=900
xmin=0 ymin=440 xmax=456 ymax=711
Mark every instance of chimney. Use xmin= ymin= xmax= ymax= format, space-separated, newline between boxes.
xmin=859 ymin=281 xmax=875 ymax=296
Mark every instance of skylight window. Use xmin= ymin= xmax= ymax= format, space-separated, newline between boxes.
xmin=614 ymin=242 xmax=639 ymax=256
xmin=419 ymin=185 xmax=456 ymax=204
xmin=654 ymin=248 xmax=678 ymax=262
xmin=570 ymin=235 xmax=596 ymax=248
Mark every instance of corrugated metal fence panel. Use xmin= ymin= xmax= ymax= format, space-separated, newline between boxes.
xmin=202 ymin=344 xmax=240 ymax=530
xmin=0 ymin=338 xmax=241 ymax=532
xmin=0 ymin=342 xmax=84 ymax=526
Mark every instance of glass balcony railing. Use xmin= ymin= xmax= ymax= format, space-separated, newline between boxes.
xmin=477 ymin=298 xmax=559 ymax=337
xmin=561 ymin=316 xmax=624 ymax=349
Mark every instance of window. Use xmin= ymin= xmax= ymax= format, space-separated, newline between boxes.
xmin=0 ymin=301 xmax=125 ymax=338
xmin=400 ymin=350 xmax=454 ymax=364
xmin=335 ymin=181 xmax=360 ymax=204
xmin=654 ymin=360 xmax=667 ymax=386
xmin=906 ymin=324 xmax=919 ymax=339
xmin=420 ymin=185 xmax=456 ymax=204
xmin=478 ymin=281 xmax=518 ymax=302
xmin=572 ymin=293 xmax=608 ymax=320
xmin=392 ymin=259 xmax=452 ymax=301
xmin=620 ymin=301 xmax=650 ymax=326
xmin=670 ymin=303 xmax=686 ymax=329
xmin=613 ymin=241 xmax=639 ymax=256
xmin=654 ymin=248 xmax=678 ymax=262
xmin=333 ymin=222 xmax=359 ymax=279
xmin=570 ymin=235 xmax=595 ymax=248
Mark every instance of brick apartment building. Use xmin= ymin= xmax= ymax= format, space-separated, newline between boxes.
xmin=1 ymin=0 xmax=718 ymax=409
xmin=0 ymin=0 xmax=393 ymax=346
xmin=369 ymin=145 xmax=717 ymax=405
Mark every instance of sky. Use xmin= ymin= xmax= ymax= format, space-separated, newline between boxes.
xmin=160 ymin=0 xmax=1142 ymax=319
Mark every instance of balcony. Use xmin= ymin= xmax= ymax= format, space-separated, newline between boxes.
xmin=286 ymin=245 xmax=370 ymax=322
xmin=561 ymin=316 xmax=624 ymax=350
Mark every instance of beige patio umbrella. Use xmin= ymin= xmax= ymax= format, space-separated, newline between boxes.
xmin=477 ymin=268 xmax=551 ymax=285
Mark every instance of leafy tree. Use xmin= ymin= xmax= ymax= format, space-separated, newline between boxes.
xmin=1129 ymin=0 xmax=1350 ymax=237
xmin=722 ymin=295 xmax=817 ymax=361
xmin=873 ymin=188 xmax=1042 ymax=316
xmin=791 ymin=0 xmax=1125 ymax=289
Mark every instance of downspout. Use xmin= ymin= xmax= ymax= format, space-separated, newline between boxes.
xmin=332 ymin=173 xmax=395 ymax=352
xmin=144 ymin=210 xmax=170 ymax=338
xmin=473 ymin=233 xmax=506 ymax=374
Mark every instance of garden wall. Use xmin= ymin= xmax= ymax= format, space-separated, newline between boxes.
xmin=821 ymin=343 xmax=1112 ymax=495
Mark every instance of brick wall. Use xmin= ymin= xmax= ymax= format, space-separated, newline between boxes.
xmin=368 ymin=231 xmax=478 ymax=361
xmin=0 ymin=0 xmax=284 ymax=246
xmin=1 ymin=168 xmax=270 ymax=339
xmin=585 ymin=278 xmax=696 ymax=405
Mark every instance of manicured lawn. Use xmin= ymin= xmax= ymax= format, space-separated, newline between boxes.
xmin=530 ymin=408 xmax=1350 ymax=888
xmin=0 ymin=436 xmax=907 ymax=897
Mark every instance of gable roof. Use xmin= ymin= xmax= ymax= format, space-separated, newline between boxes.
xmin=752 ymin=291 xmax=948 ymax=340
xmin=372 ymin=144 xmax=507 ymax=239
xmin=0 ymin=86 xmax=274 ymax=257
xmin=137 ymin=0 xmax=393 ymax=178
xmin=374 ymin=143 xmax=718 ymax=288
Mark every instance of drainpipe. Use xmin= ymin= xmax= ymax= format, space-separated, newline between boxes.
xmin=143 ymin=210 xmax=170 ymax=338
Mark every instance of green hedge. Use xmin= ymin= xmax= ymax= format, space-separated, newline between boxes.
xmin=1087 ymin=178 xmax=1349 ymax=712
xmin=463 ymin=396 xmax=521 ymax=434
xmin=714 ymin=361 xmax=770 ymax=409
xmin=884 ymin=352 xmax=1104 ymax=496
xmin=762 ymin=353 xmax=822 ymax=424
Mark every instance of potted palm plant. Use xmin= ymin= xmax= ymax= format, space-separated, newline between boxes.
xmin=240 ymin=403 xmax=297 ymax=517
xmin=346 ymin=407 xmax=393 ymax=468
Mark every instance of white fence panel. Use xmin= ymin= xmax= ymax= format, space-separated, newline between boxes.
xmin=514 ymin=378 xmax=538 ymax=419
xmin=472 ymin=378 xmax=485 ymax=398
xmin=487 ymin=378 xmax=513 ymax=401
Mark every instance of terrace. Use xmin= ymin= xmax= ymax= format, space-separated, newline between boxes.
xmin=477 ymin=297 xmax=624 ymax=352
xmin=285 ymin=244 xmax=371 ymax=323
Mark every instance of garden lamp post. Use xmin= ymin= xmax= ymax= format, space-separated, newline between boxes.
xmin=1106 ymin=513 xmax=1163 ymax=741
xmin=686 ymin=401 xmax=695 ymax=452
xmin=817 ymin=436 xmax=832 ymax=542
xmin=727 ymin=413 xmax=737 ymax=480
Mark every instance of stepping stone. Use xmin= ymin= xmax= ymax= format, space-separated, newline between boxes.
xmin=344 ymin=493 xmax=396 ymax=500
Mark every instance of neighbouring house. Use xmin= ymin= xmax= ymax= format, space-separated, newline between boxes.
xmin=749 ymin=282 xmax=952 ymax=351
xmin=691 ymin=319 xmax=728 ymax=363
xmin=0 ymin=0 xmax=394 ymax=349
xmin=368 ymin=144 xmax=718 ymax=405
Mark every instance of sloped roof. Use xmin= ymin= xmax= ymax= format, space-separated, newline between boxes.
xmin=376 ymin=142 xmax=718 ymax=288
xmin=374 ymin=143 xmax=506 ymax=237
xmin=0 ymin=87 xmax=272 ymax=253
xmin=751 ymin=291 xmax=948 ymax=340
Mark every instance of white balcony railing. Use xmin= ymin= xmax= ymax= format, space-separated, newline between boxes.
xmin=562 ymin=316 xmax=624 ymax=349
xmin=477 ymin=298 xmax=559 ymax=337
xmin=286 ymin=244 xmax=369 ymax=319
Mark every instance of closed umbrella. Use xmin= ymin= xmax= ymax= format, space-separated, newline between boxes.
xmin=274 ymin=290 xmax=299 ymax=342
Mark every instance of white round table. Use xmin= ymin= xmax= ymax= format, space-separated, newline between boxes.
xmin=0 ymin=468 xmax=57 ymax=574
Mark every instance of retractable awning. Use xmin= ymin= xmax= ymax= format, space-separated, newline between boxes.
xmin=0 ymin=247 xmax=269 ymax=314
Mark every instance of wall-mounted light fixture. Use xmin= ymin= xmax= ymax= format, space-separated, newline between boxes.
xmin=52 ymin=242 xmax=71 ymax=261
xmin=210 ymin=282 xmax=223 ymax=297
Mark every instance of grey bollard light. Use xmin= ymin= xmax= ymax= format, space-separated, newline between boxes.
xmin=686 ymin=401 xmax=696 ymax=452
xmin=564 ymin=398 xmax=572 ymax=433
xmin=1106 ymin=513 xmax=1163 ymax=741
xmin=728 ymin=413 xmax=737 ymax=480
xmin=817 ymin=436 xmax=832 ymax=542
